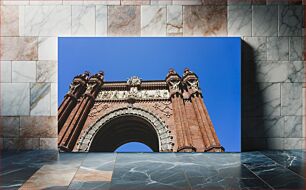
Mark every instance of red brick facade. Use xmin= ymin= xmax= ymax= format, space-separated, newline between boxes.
xmin=58 ymin=69 xmax=224 ymax=152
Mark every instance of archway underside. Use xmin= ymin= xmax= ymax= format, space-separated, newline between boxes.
xmin=89 ymin=115 xmax=159 ymax=152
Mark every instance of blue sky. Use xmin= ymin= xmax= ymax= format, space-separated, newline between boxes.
xmin=59 ymin=37 xmax=241 ymax=152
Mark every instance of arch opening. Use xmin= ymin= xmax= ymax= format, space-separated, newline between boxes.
xmin=89 ymin=115 xmax=159 ymax=152
xmin=115 ymin=142 xmax=153 ymax=152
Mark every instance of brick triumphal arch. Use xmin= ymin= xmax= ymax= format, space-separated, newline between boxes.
xmin=58 ymin=68 xmax=224 ymax=152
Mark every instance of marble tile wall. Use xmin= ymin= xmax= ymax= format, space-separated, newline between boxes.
xmin=0 ymin=0 xmax=304 ymax=150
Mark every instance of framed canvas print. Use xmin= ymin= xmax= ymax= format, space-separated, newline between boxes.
xmin=58 ymin=37 xmax=241 ymax=152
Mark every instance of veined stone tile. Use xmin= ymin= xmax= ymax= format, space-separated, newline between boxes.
xmin=283 ymin=138 xmax=304 ymax=149
xmin=255 ymin=61 xmax=290 ymax=82
xmin=20 ymin=116 xmax=57 ymax=138
xmin=37 ymin=61 xmax=57 ymax=83
xmin=287 ymin=61 xmax=303 ymax=83
xmin=40 ymin=138 xmax=58 ymax=150
xmin=30 ymin=83 xmax=51 ymax=116
xmin=167 ymin=5 xmax=183 ymax=36
xmin=255 ymin=61 xmax=302 ymax=83
xmin=0 ymin=83 xmax=30 ymax=116
xmin=281 ymin=83 xmax=303 ymax=116
xmin=108 ymin=6 xmax=141 ymax=36
xmin=243 ymin=37 xmax=267 ymax=61
xmin=284 ymin=116 xmax=303 ymax=138
xmin=38 ymin=37 xmax=58 ymax=61
xmin=227 ymin=5 xmax=252 ymax=36
xmin=173 ymin=0 xmax=201 ymax=5
xmin=84 ymin=0 xmax=120 ymax=5
xmin=183 ymin=5 xmax=227 ymax=36
xmin=50 ymin=83 xmax=58 ymax=116
xmin=121 ymin=0 xmax=150 ymax=5
xmin=1 ymin=0 xmax=30 ymax=5
xmin=151 ymin=0 xmax=172 ymax=5
xmin=289 ymin=37 xmax=303 ymax=61
xmin=228 ymin=0 xmax=252 ymax=4
xmin=279 ymin=5 xmax=303 ymax=36
xmin=141 ymin=5 xmax=167 ymax=36
xmin=24 ymin=5 xmax=71 ymax=36
xmin=0 ymin=37 xmax=38 ymax=61
xmin=20 ymin=164 xmax=78 ymax=189
xmin=3 ymin=138 xmax=19 ymax=149
xmin=267 ymin=37 xmax=289 ymax=61
xmin=19 ymin=138 xmax=40 ymax=149
xmin=244 ymin=116 xmax=285 ymax=138
xmin=0 ymin=61 xmax=11 ymax=82
xmin=266 ymin=138 xmax=284 ymax=150
xmin=252 ymin=5 xmax=278 ymax=36
xmin=202 ymin=0 xmax=227 ymax=5
xmin=0 ymin=117 xmax=20 ymax=138
xmin=96 ymin=5 xmax=107 ymax=36
xmin=29 ymin=0 xmax=63 ymax=5
xmin=72 ymin=5 xmax=95 ymax=36
xmin=12 ymin=61 xmax=36 ymax=82
xmin=63 ymin=0 xmax=84 ymax=5
xmin=0 ymin=6 xmax=19 ymax=36
xmin=245 ymin=83 xmax=280 ymax=117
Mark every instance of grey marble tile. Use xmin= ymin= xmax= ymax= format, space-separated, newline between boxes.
xmin=183 ymin=5 xmax=227 ymax=36
xmin=266 ymin=138 xmax=284 ymax=150
xmin=242 ymin=152 xmax=304 ymax=189
xmin=0 ymin=37 xmax=38 ymax=61
xmin=281 ymin=83 xmax=303 ymax=116
xmin=0 ymin=6 xmax=19 ymax=37
xmin=23 ymin=5 xmax=72 ymax=36
xmin=141 ymin=6 xmax=167 ymax=36
xmin=0 ymin=83 xmax=30 ymax=116
xmin=82 ymin=153 xmax=116 ymax=171
xmin=254 ymin=60 xmax=303 ymax=83
xmin=0 ymin=116 xmax=20 ymax=138
xmin=30 ymin=83 xmax=51 ymax=116
xmin=284 ymin=116 xmax=303 ymax=138
xmin=0 ymin=61 xmax=11 ymax=83
xmin=173 ymin=0 xmax=202 ymax=5
xmin=245 ymin=82 xmax=281 ymax=117
xmin=39 ymin=138 xmax=57 ymax=150
xmin=267 ymin=37 xmax=289 ymax=61
xmin=261 ymin=150 xmax=305 ymax=178
xmin=244 ymin=116 xmax=285 ymax=138
xmin=279 ymin=5 xmax=303 ymax=36
xmin=252 ymin=5 xmax=278 ymax=36
xmin=284 ymin=138 xmax=304 ymax=150
xmin=111 ymin=153 xmax=190 ymax=190
xmin=243 ymin=37 xmax=267 ymax=61
xmin=255 ymin=61 xmax=289 ymax=82
xmin=12 ymin=61 xmax=36 ymax=82
xmin=290 ymin=37 xmax=303 ymax=61
xmin=176 ymin=153 xmax=271 ymax=190
xmin=287 ymin=61 xmax=304 ymax=82
xmin=37 ymin=61 xmax=57 ymax=83
xmin=167 ymin=5 xmax=183 ymax=36
xmin=108 ymin=6 xmax=141 ymax=36
xmin=50 ymin=83 xmax=58 ymax=116
xmin=228 ymin=5 xmax=252 ymax=36
xmin=151 ymin=0 xmax=172 ymax=5
xmin=38 ymin=37 xmax=57 ymax=61
xmin=72 ymin=5 xmax=95 ymax=36
xmin=68 ymin=181 xmax=110 ymax=190
xmin=96 ymin=5 xmax=107 ymax=36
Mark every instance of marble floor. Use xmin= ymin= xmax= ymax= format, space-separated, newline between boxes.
xmin=0 ymin=151 xmax=304 ymax=190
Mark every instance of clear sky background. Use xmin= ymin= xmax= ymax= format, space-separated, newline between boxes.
xmin=58 ymin=37 xmax=241 ymax=152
